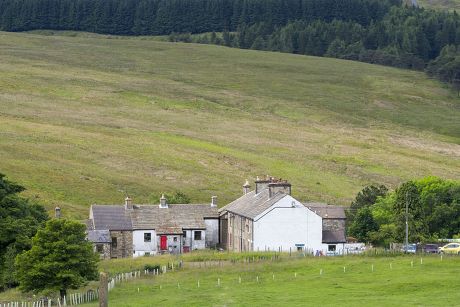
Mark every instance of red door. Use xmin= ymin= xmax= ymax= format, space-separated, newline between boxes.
xmin=160 ymin=236 xmax=167 ymax=250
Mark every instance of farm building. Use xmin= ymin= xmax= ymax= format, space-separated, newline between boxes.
xmin=219 ymin=177 xmax=346 ymax=254
xmin=86 ymin=176 xmax=347 ymax=258
xmin=87 ymin=195 xmax=219 ymax=259
xmin=304 ymin=203 xmax=347 ymax=255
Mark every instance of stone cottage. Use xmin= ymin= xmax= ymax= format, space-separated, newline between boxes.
xmin=87 ymin=195 xmax=219 ymax=259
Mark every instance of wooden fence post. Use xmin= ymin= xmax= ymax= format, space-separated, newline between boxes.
xmin=99 ymin=272 xmax=108 ymax=307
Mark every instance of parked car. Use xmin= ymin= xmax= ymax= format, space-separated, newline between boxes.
xmin=423 ymin=244 xmax=439 ymax=254
xmin=401 ymin=244 xmax=417 ymax=254
xmin=439 ymin=243 xmax=460 ymax=254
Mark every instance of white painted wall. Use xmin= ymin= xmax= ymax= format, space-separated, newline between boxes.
xmin=322 ymin=243 xmax=345 ymax=255
xmin=205 ymin=219 xmax=219 ymax=248
xmin=253 ymin=195 xmax=323 ymax=253
xmin=133 ymin=230 xmax=157 ymax=257
xmin=182 ymin=229 xmax=206 ymax=251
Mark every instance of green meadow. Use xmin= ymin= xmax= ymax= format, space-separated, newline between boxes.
xmin=0 ymin=31 xmax=459 ymax=218
xmin=86 ymin=255 xmax=460 ymax=306
xmin=418 ymin=0 xmax=460 ymax=10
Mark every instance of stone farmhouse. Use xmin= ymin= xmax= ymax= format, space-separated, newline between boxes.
xmin=86 ymin=176 xmax=346 ymax=258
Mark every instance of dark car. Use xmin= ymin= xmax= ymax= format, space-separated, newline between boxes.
xmin=423 ymin=244 xmax=438 ymax=254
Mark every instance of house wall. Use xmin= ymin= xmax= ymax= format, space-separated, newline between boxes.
xmin=94 ymin=243 xmax=111 ymax=259
xmin=253 ymin=195 xmax=323 ymax=253
xmin=227 ymin=212 xmax=253 ymax=252
xmin=220 ymin=214 xmax=228 ymax=249
xmin=322 ymin=243 xmax=345 ymax=255
xmin=133 ymin=230 xmax=157 ymax=257
xmin=110 ymin=230 xmax=133 ymax=258
xmin=205 ymin=219 xmax=219 ymax=248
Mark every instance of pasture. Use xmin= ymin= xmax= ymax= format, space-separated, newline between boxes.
xmin=88 ymin=255 xmax=460 ymax=306
xmin=0 ymin=31 xmax=459 ymax=218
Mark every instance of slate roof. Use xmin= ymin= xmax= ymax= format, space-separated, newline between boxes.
xmin=304 ymin=203 xmax=346 ymax=219
xmin=87 ymin=230 xmax=111 ymax=243
xmin=322 ymin=230 xmax=347 ymax=243
xmin=218 ymin=189 xmax=287 ymax=220
xmin=130 ymin=204 xmax=218 ymax=231
xmin=91 ymin=205 xmax=133 ymax=230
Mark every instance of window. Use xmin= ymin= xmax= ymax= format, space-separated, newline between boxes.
xmin=145 ymin=252 xmax=150 ymax=256
xmin=328 ymin=245 xmax=337 ymax=252
xmin=96 ymin=244 xmax=104 ymax=253
xmin=111 ymin=237 xmax=117 ymax=248
xmin=246 ymin=224 xmax=249 ymax=232
xmin=297 ymin=246 xmax=303 ymax=252
xmin=144 ymin=233 xmax=151 ymax=242
xmin=194 ymin=231 xmax=202 ymax=240
xmin=173 ymin=237 xmax=178 ymax=242
xmin=183 ymin=231 xmax=187 ymax=237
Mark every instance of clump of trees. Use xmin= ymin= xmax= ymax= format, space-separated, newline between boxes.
xmin=348 ymin=177 xmax=460 ymax=246
xmin=0 ymin=173 xmax=99 ymax=299
xmin=0 ymin=173 xmax=48 ymax=290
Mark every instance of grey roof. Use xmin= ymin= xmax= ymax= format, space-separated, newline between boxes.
xmin=87 ymin=230 xmax=111 ymax=243
xmin=91 ymin=205 xmax=133 ymax=230
xmin=322 ymin=230 xmax=347 ymax=243
xmin=304 ymin=203 xmax=346 ymax=219
xmin=218 ymin=189 xmax=287 ymax=220
xmin=130 ymin=204 xmax=218 ymax=231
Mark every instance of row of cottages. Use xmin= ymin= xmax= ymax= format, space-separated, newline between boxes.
xmin=86 ymin=176 xmax=346 ymax=258
xmin=218 ymin=177 xmax=346 ymax=254
xmin=87 ymin=195 xmax=219 ymax=259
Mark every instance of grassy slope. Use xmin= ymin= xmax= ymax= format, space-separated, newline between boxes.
xmin=0 ymin=31 xmax=459 ymax=218
xmin=418 ymin=0 xmax=460 ymax=10
xmin=87 ymin=255 xmax=460 ymax=306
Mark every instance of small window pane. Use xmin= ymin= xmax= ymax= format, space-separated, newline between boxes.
xmin=194 ymin=231 xmax=202 ymax=240
xmin=144 ymin=233 xmax=152 ymax=242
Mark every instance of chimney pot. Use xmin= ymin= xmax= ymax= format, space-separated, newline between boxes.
xmin=160 ymin=194 xmax=168 ymax=208
xmin=243 ymin=179 xmax=251 ymax=195
xmin=211 ymin=196 xmax=217 ymax=207
xmin=55 ymin=206 xmax=61 ymax=218
xmin=125 ymin=196 xmax=133 ymax=210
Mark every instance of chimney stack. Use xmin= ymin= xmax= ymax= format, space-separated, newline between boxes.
xmin=255 ymin=176 xmax=271 ymax=194
xmin=55 ymin=206 xmax=61 ymax=219
xmin=159 ymin=194 xmax=168 ymax=208
xmin=243 ymin=179 xmax=251 ymax=195
xmin=124 ymin=196 xmax=133 ymax=210
xmin=268 ymin=180 xmax=291 ymax=198
xmin=211 ymin=196 xmax=217 ymax=207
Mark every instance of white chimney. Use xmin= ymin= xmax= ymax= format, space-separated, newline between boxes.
xmin=243 ymin=179 xmax=251 ymax=195
xmin=159 ymin=194 xmax=168 ymax=208
xmin=125 ymin=196 xmax=133 ymax=210
xmin=211 ymin=196 xmax=217 ymax=207
xmin=55 ymin=206 xmax=61 ymax=218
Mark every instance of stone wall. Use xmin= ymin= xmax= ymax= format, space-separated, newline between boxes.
xmin=110 ymin=230 xmax=133 ymax=258
xmin=227 ymin=212 xmax=253 ymax=252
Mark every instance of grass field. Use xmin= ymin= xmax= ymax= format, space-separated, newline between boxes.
xmin=418 ymin=0 xmax=460 ymax=10
xmin=84 ymin=255 xmax=460 ymax=306
xmin=0 ymin=31 xmax=459 ymax=218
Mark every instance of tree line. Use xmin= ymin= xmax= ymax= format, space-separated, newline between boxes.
xmin=347 ymin=177 xmax=460 ymax=246
xmin=169 ymin=6 xmax=460 ymax=88
xmin=0 ymin=0 xmax=399 ymax=34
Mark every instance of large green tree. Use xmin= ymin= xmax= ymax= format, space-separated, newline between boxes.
xmin=0 ymin=173 xmax=48 ymax=290
xmin=16 ymin=219 xmax=99 ymax=299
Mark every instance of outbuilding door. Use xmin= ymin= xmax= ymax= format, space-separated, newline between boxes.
xmin=160 ymin=236 xmax=167 ymax=250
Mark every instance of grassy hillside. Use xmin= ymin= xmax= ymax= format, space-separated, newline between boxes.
xmin=90 ymin=255 xmax=460 ymax=306
xmin=0 ymin=31 xmax=459 ymax=218
xmin=418 ymin=0 xmax=460 ymax=10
